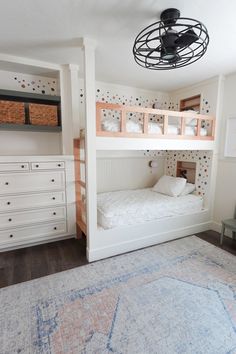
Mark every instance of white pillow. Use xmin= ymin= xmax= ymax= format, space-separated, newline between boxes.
xmin=152 ymin=175 xmax=186 ymax=197
xmin=186 ymin=118 xmax=198 ymax=126
xmin=180 ymin=183 xmax=196 ymax=196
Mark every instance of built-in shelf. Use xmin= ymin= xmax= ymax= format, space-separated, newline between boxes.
xmin=0 ymin=123 xmax=62 ymax=132
xmin=180 ymin=95 xmax=201 ymax=112
xmin=0 ymin=89 xmax=61 ymax=132
xmin=0 ymin=89 xmax=60 ymax=102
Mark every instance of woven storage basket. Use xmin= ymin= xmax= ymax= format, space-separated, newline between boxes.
xmin=29 ymin=103 xmax=58 ymax=126
xmin=0 ymin=100 xmax=25 ymax=124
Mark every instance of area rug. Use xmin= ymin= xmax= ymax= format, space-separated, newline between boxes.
xmin=0 ymin=236 xmax=236 ymax=354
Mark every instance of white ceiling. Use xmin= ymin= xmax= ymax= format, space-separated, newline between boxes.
xmin=0 ymin=0 xmax=236 ymax=91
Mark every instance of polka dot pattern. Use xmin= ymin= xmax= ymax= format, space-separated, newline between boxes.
xmin=79 ymin=87 xmax=176 ymax=124
xmin=13 ymin=75 xmax=58 ymax=95
xmin=165 ymin=150 xmax=212 ymax=196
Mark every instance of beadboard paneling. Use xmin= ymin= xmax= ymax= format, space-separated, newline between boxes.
xmin=97 ymin=156 xmax=165 ymax=193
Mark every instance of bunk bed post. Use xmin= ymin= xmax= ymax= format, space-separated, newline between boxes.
xmin=180 ymin=116 xmax=185 ymax=136
xmin=143 ymin=113 xmax=149 ymax=134
xmin=163 ymin=115 xmax=169 ymax=135
xmin=121 ymin=108 xmax=126 ymax=132
xmin=209 ymin=75 xmax=225 ymax=223
xmin=211 ymin=117 xmax=216 ymax=139
xmin=196 ymin=118 xmax=201 ymax=137
xmin=82 ymin=38 xmax=97 ymax=258
xmin=96 ymin=103 xmax=102 ymax=132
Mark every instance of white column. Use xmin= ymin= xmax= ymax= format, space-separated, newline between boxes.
xmin=209 ymin=74 xmax=225 ymax=220
xmin=82 ymin=38 xmax=97 ymax=256
xmin=69 ymin=64 xmax=80 ymax=138
xmin=59 ymin=64 xmax=74 ymax=155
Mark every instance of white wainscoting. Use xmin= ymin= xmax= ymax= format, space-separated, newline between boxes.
xmin=97 ymin=153 xmax=165 ymax=193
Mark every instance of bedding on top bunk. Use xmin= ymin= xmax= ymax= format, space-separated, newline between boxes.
xmin=97 ymin=188 xmax=203 ymax=229
xmin=101 ymin=119 xmax=207 ymax=136
xmin=102 ymin=119 xmax=207 ymax=136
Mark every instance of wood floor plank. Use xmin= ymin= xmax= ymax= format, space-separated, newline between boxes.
xmin=0 ymin=232 xmax=234 ymax=289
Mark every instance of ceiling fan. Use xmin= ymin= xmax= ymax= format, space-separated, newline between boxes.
xmin=133 ymin=8 xmax=209 ymax=70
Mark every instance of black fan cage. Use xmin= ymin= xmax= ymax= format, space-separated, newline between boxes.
xmin=133 ymin=17 xmax=209 ymax=70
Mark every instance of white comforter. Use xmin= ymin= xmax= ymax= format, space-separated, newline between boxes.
xmin=101 ymin=119 xmax=207 ymax=136
xmin=97 ymin=188 xmax=203 ymax=229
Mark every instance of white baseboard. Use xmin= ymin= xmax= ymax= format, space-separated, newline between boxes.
xmin=87 ymin=221 xmax=211 ymax=262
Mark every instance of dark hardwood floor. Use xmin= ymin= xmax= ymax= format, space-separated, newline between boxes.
xmin=0 ymin=231 xmax=235 ymax=289
xmin=0 ymin=237 xmax=87 ymax=288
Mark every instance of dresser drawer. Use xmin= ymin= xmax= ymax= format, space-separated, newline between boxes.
xmin=0 ymin=191 xmax=65 ymax=212
xmin=0 ymin=162 xmax=29 ymax=173
xmin=0 ymin=221 xmax=67 ymax=245
xmin=0 ymin=171 xmax=65 ymax=194
xmin=0 ymin=206 xmax=66 ymax=229
xmin=31 ymin=161 xmax=65 ymax=170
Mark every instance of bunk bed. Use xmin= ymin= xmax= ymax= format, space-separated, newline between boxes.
xmin=94 ymin=102 xmax=215 ymax=150
xmin=74 ymin=102 xmax=216 ymax=261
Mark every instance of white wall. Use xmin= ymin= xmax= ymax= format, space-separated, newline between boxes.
xmin=78 ymin=78 xmax=171 ymax=131
xmin=0 ymin=69 xmax=59 ymax=95
xmin=97 ymin=150 xmax=165 ymax=193
xmin=213 ymin=73 xmax=236 ymax=229
xmin=0 ymin=130 xmax=62 ymax=155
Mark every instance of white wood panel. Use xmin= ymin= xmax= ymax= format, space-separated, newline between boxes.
xmin=31 ymin=161 xmax=65 ymax=170
xmin=0 ymin=206 xmax=66 ymax=229
xmin=97 ymin=157 xmax=165 ymax=192
xmin=0 ymin=221 xmax=67 ymax=245
xmin=0 ymin=171 xmax=65 ymax=194
xmin=0 ymin=162 xmax=29 ymax=172
xmin=96 ymin=137 xmax=215 ymax=151
xmin=0 ymin=191 xmax=66 ymax=212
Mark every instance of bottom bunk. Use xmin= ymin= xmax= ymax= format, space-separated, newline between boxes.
xmin=87 ymin=174 xmax=211 ymax=261
xmin=97 ymin=188 xmax=203 ymax=230
xmin=89 ymin=208 xmax=211 ymax=261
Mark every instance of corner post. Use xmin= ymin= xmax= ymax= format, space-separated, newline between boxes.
xmin=82 ymin=38 xmax=97 ymax=256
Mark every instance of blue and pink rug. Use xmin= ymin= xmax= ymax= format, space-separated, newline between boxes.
xmin=0 ymin=236 xmax=236 ymax=353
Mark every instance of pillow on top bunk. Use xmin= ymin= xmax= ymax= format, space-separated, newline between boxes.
xmin=152 ymin=175 xmax=186 ymax=197
xmin=186 ymin=118 xmax=198 ymax=126
xmin=179 ymin=183 xmax=196 ymax=196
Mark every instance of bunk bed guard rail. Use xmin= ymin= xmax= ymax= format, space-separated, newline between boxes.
xmin=96 ymin=102 xmax=215 ymax=140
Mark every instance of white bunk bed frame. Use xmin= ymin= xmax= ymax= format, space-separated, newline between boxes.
xmin=74 ymin=39 xmax=223 ymax=262
xmin=75 ymin=99 xmax=216 ymax=262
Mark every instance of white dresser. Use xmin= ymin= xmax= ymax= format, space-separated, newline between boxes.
xmin=0 ymin=156 xmax=76 ymax=251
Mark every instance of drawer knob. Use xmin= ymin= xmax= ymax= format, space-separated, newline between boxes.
xmin=54 ymin=227 xmax=57 ymax=230
xmin=8 ymin=218 xmax=12 ymax=222
xmin=52 ymin=197 xmax=56 ymax=200
xmin=53 ymin=212 xmax=56 ymax=215
xmin=58 ymin=164 xmax=61 ymax=167
xmin=5 ymin=182 xmax=9 ymax=185
xmin=21 ymin=165 xmax=25 ymax=168
xmin=36 ymin=164 xmax=39 ymax=168
xmin=51 ymin=179 xmax=55 ymax=182
xmin=9 ymin=234 xmax=13 ymax=238
xmin=7 ymin=202 xmax=11 ymax=205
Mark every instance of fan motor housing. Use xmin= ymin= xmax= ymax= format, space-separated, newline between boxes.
xmin=160 ymin=8 xmax=180 ymax=26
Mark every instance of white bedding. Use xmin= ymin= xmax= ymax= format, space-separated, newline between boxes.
xmin=97 ymin=188 xmax=204 ymax=229
xmin=101 ymin=119 xmax=207 ymax=136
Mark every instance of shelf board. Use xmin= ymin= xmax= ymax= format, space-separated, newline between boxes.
xmin=0 ymin=123 xmax=62 ymax=132
xmin=0 ymin=89 xmax=60 ymax=102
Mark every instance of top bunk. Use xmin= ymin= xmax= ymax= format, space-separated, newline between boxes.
xmin=92 ymin=102 xmax=215 ymax=151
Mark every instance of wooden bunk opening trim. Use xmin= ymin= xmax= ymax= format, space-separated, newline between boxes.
xmin=73 ymin=138 xmax=87 ymax=237
xmin=96 ymin=102 xmax=215 ymax=140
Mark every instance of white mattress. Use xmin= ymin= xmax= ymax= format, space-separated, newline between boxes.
xmin=101 ymin=119 xmax=207 ymax=136
xmin=97 ymin=188 xmax=204 ymax=229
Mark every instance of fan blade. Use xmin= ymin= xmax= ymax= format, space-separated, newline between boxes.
xmin=175 ymin=29 xmax=199 ymax=47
